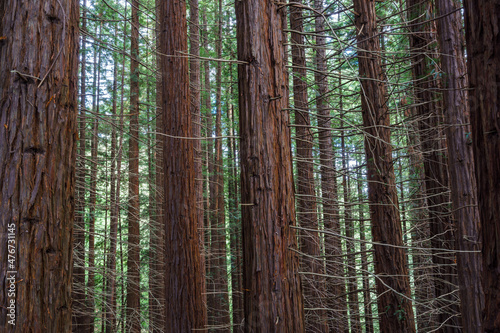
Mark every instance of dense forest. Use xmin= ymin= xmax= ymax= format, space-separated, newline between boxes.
xmin=1 ymin=0 xmax=499 ymax=332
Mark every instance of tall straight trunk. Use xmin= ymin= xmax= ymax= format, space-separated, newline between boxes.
xmin=339 ymin=84 xmax=361 ymax=333
xmin=435 ymin=1 xmax=484 ymax=331
xmin=208 ymin=1 xmax=230 ymax=329
xmin=405 ymin=102 xmax=436 ymax=331
xmin=150 ymin=5 xmax=165 ymax=332
xmin=159 ymin=0 xmax=207 ymax=331
xmin=227 ymin=99 xmax=243 ymax=329
xmin=356 ymin=170 xmax=374 ymax=333
xmin=0 ymin=0 xmax=79 ymax=330
xmin=289 ymin=3 xmax=328 ymax=332
xmin=189 ymin=0 xmax=206 ymax=318
xmin=353 ymin=1 xmax=416 ymax=331
xmin=87 ymin=22 xmax=102 ymax=333
xmin=105 ymin=16 xmax=128 ymax=333
xmin=236 ymin=1 xmax=305 ymax=331
xmin=74 ymin=0 xmax=88 ymax=329
xmin=202 ymin=12 xmax=214 ymax=280
xmin=462 ymin=1 xmax=500 ymax=331
xmin=407 ymin=1 xmax=459 ymax=330
xmin=126 ymin=0 xmax=141 ymax=331
xmin=313 ymin=0 xmax=346 ymax=330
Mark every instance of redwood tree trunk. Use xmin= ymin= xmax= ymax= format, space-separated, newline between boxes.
xmin=236 ymin=0 xmax=305 ymax=331
xmin=159 ymin=0 xmax=208 ymax=331
xmin=313 ymin=1 xmax=346 ymax=330
xmin=463 ymin=1 xmax=500 ymax=331
xmin=290 ymin=2 xmax=328 ymax=332
xmin=353 ymin=0 xmax=416 ymax=331
xmin=0 ymin=0 xmax=79 ymax=331
xmin=126 ymin=0 xmax=141 ymax=331
xmin=435 ymin=0 xmax=484 ymax=330
xmin=407 ymin=2 xmax=459 ymax=330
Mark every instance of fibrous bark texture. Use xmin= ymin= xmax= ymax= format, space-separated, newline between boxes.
xmin=159 ymin=0 xmax=207 ymax=331
xmin=290 ymin=2 xmax=328 ymax=332
xmin=0 ymin=0 xmax=79 ymax=331
xmin=436 ymin=0 xmax=484 ymax=330
xmin=353 ymin=0 xmax=416 ymax=331
xmin=463 ymin=1 xmax=500 ymax=331
xmin=236 ymin=0 xmax=305 ymax=331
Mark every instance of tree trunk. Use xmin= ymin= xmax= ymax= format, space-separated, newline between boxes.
xmin=313 ymin=1 xmax=347 ymax=330
xmin=462 ymin=1 xmax=500 ymax=331
xmin=0 ymin=0 xmax=79 ymax=331
xmin=208 ymin=2 xmax=230 ymax=329
xmin=189 ymin=1 xmax=206 ymax=324
xmin=435 ymin=0 xmax=484 ymax=331
xmin=149 ymin=6 xmax=165 ymax=332
xmin=74 ymin=0 xmax=88 ymax=330
xmin=353 ymin=0 xmax=416 ymax=331
xmin=236 ymin=1 xmax=305 ymax=331
xmin=289 ymin=2 xmax=328 ymax=332
xmin=126 ymin=0 xmax=141 ymax=331
xmin=356 ymin=169 xmax=374 ymax=333
xmin=407 ymin=1 xmax=459 ymax=330
xmin=159 ymin=0 xmax=208 ymax=330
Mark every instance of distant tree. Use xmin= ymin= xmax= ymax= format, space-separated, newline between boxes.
xmin=290 ymin=2 xmax=328 ymax=331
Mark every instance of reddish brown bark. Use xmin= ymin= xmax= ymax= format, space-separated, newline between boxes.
xmin=236 ymin=0 xmax=305 ymax=331
xmin=125 ymin=0 xmax=141 ymax=331
xmin=353 ymin=0 xmax=416 ymax=331
xmin=159 ymin=0 xmax=207 ymax=331
xmin=435 ymin=0 xmax=484 ymax=330
xmin=290 ymin=2 xmax=328 ymax=332
xmin=407 ymin=2 xmax=459 ymax=330
xmin=463 ymin=1 xmax=500 ymax=331
xmin=0 ymin=0 xmax=79 ymax=331
xmin=313 ymin=0 xmax=346 ymax=330
xmin=189 ymin=0 xmax=206 ymax=319
xmin=207 ymin=1 xmax=230 ymax=329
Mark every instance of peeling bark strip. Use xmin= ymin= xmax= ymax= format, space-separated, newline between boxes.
xmin=236 ymin=1 xmax=305 ymax=331
xmin=463 ymin=1 xmax=500 ymax=331
xmin=159 ymin=0 xmax=207 ymax=331
xmin=353 ymin=0 xmax=416 ymax=331
xmin=0 ymin=0 xmax=79 ymax=331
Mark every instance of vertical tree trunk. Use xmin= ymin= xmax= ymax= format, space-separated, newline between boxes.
xmin=356 ymin=169 xmax=374 ymax=333
xmin=74 ymin=0 xmax=88 ymax=329
xmin=313 ymin=1 xmax=347 ymax=330
xmin=208 ymin=1 xmax=230 ymax=329
xmin=159 ymin=0 xmax=208 ymax=331
xmin=0 ymin=0 xmax=79 ymax=331
xmin=404 ymin=101 xmax=437 ymax=331
xmin=435 ymin=1 xmax=484 ymax=331
xmin=462 ymin=1 xmax=500 ymax=331
xmin=227 ymin=98 xmax=244 ymax=330
xmin=289 ymin=2 xmax=328 ymax=332
xmin=189 ymin=0 xmax=206 ymax=321
xmin=87 ymin=22 xmax=102 ymax=333
xmin=407 ymin=2 xmax=459 ymax=330
xmin=352 ymin=0 xmax=416 ymax=331
xmin=150 ymin=5 xmax=165 ymax=332
xmin=236 ymin=1 xmax=305 ymax=331
xmin=126 ymin=0 xmax=141 ymax=331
